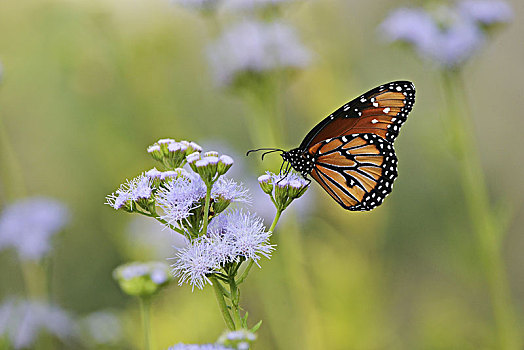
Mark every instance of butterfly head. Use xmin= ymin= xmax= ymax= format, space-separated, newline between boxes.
xmin=282 ymin=148 xmax=314 ymax=175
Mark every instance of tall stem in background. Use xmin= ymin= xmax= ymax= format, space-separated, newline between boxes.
xmin=0 ymin=114 xmax=26 ymax=201
xmin=441 ymin=71 xmax=521 ymax=350
xmin=139 ymin=297 xmax=152 ymax=350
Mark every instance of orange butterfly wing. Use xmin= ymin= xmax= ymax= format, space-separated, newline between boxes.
xmin=308 ymin=134 xmax=397 ymax=211
xmin=301 ymin=81 xmax=415 ymax=148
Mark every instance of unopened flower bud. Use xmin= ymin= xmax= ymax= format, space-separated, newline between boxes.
xmin=257 ymin=174 xmax=273 ymax=194
xmin=113 ymin=262 xmax=172 ymax=298
xmin=217 ymin=155 xmax=234 ymax=176
xmin=147 ymin=144 xmax=163 ymax=161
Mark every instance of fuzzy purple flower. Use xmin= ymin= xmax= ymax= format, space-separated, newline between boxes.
xmin=0 ymin=299 xmax=74 ymax=349
xmin=458 ymin=0 xmax=513 ymax=26
xmin=172 ymin=240 xmax=219 ymax=290
xmin=380 ymin=1 xmax=512 ymax=68
xmin=172 ymin=210 xmax=273 ymax=289
xmin=106 ymin=174 xmax=153 ymax=210
xmin=0 ymin=197 xmax=69 ymax=261
xmin=206 ymin=20 xmax=312 ymax=86
xmin=156 ymin=172 xmax=207 ymax=225
xmin=212 ymin=177 xmax=250 ymax=203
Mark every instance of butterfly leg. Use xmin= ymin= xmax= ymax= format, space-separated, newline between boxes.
xmin=301 ymin=172 xmax=311 ymax=186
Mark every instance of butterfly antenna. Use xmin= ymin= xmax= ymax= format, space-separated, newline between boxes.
xmin=246 ymin=148 xmax=285 ymax=161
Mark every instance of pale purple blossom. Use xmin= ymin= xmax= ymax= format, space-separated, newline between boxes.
xmin=380 ymin=1 xmax=512 ymax=68
xmin=187 ymin=152 xmax=201 ymax=164
xmin=214 ymin=210 xmax=273 ymax=265
xmin=458 ymin=0 xmax=513 ymax=25
xmin=114 ymin=261 xmax=171 ymax=286
xmin=172 ymin=210 xmax=273 ymax=289
xmin=0 ymin=197 xmax=69 ymax=261
xmin=219 ymin=155 xmax=233 ymax=166
xmin=0 ymin=299 xmax=74 ymax=349
xmin=156 ymin=173 xmax=206 ymax=224
xmin=147 ymin=144 xmax=161 ymax=153
xmin=206 ymin=20 xmax=312 ymax=86
xmin=168 ymin=142 xmax=187 ymax=153
xmin=106 ymin=174 xmax=153 ymax=210
xmin=218 ymin=329 xmax=256 ymax=349
xmin=172 ymin=240 xmax=219 ymax=290
xmin=212 ymin=177 xmax=250 ymax=203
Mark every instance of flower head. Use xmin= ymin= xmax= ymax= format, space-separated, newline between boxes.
xmin=172 ymin=210 xmax=272 ymax=289
xmin=0 ymin=299 xmax=73 ymax=349
xmin=0 ymin=197 xmax=69 ymax=261
xmin=172 ymin=240 xmax=219 ymax=290
xmin=458 ymin=0 xmax=513 ymax=26
xmin=211 ymin=210 xmax=273 ymax=265
xmin=212 ymin=177 xmax=250 ymax=213
xmin=218 ymin=329 xmax=257 ymax=350
xmin=156 ymin=172 xmax=207 ymax=226
xmin=106 ymin=174 xmax=153 ymax=211
xmin=259 ymin=171 xmax=309 ymax=211
xmin=113 ymin=261 xmax=172 ymax=297
xmin=206 ymin=20 xmax=312 ymax=87
xmin=148 ymin=139 xmax=202 ymax=169
xmin=380 ymin=1 xmax=512 ymax=69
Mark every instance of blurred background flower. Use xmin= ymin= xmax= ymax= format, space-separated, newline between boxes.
xmin=0 ymin=298 xmax=74 ymax=349
xmin=380 ymin=1 xmax=512 ymax=69
xmin=76 ymin=310 xmax=123 ymax=348
xmin=206 ymin=20 xmax=312 ymax=87
xmin=0 ymin=197 xmax=69 ymax=261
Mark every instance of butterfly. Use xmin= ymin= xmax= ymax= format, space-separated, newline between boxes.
xmin=248 ymin=81 xmax=416 ymax=211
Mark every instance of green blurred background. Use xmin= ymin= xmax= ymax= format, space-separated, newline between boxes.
xmin=1 ymin=0 xmax=524 ymax=349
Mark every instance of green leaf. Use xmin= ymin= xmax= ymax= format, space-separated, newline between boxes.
xmin=250 ymin=320 xmax=263 ymax=333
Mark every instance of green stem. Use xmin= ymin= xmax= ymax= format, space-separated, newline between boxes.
xmin=139 ymin=297 xmax=152 ymax=350
xmin=237 ymin=208 xmax=282 ymax=285
xmin=210 ymin=276 xmax=235 ymax=331
xmin=229 ymin=277 xmax=242 ymax=329
xmin=202 ymin=184 xmax=212 ymax=234
xmin=441 ymin=71 xmax=521 ymax=350
xmin=0 ymin=113 xmax=27 ymax=201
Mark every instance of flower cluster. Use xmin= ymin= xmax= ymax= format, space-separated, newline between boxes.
xmin=173 ymin=210 xmax=273 ymax=289
xmin=113 ymin=261 xmax=172 ymax=297
xmin=0 ymin=197 xmax=69 ymax=261
xmin=206 ymin=20 xmax=312 ymax=87
xmin=106 ymin=138 xmax=309 ymax=336
xmin=380 ymin=0 xmax=512 ymax=68
xmin=106 ymin=140 xmax=249 ymax=236
xmin=0 ymin=299 xmax=73 ymax=349
xmin=258 ymin=172 xmax=309 ymax=212
xmin=217 ymin=329 xmax=256 ymax=349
